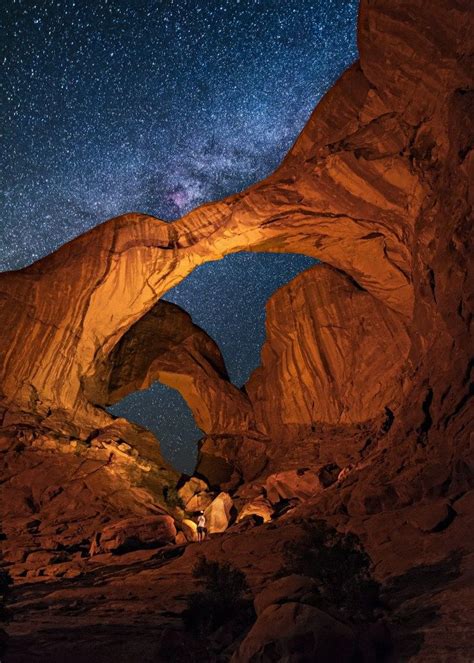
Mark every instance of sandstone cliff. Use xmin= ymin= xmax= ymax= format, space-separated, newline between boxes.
xmin=0 ymin=0 xmax=473 ymax=660
xmin=247 ymin=264 xmax=410 ymax=433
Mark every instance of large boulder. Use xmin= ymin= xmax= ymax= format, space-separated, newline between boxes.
xmin=265 ymin=469 xmax=324 ymax=504
xmin=91 ymin=515 xmax=176 ymax=554
xmin=231 ymin=602 xmax=356 ymax=663
xmin=254 ymin=575 xmax=319 ymax=616
xmin=406 ymin=500 xmax=454 ymax=533
xmin=204 ymin=492 xmax=234 ymax=534
xmin=181 ymin=518 xmax=198 ymax=542
xmin=178 ymin=477 xmax=208 ymax=508
xmin=237 ymin=498 xmax=273 ymax=524
xmin=185 ymin=491 xmax=214 ymax=513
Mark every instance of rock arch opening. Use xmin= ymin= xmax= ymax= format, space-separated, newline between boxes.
xmin=0 ymin=43 xmax=423 ymax=479
xmin=107 ymin=252 xmax=316 ymax=472
xmin=96 ymin=246 xmax=411 ymax=481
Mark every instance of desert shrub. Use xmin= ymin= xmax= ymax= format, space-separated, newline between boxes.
xmin=0 ymin=569 xmax=12 ymax=620
xmin=283 ymin=519 xmax=380 ymax=622
xmin=163 ymin=485 xmax=185 ymax=510
xmin=183 ymin=555 xmax=253 ymax=635
xmin=0 ymin=568 xmax=13 ymax=657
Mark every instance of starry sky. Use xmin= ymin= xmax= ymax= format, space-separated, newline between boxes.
xmin=2 ymin=0 xmax=358 ymax=473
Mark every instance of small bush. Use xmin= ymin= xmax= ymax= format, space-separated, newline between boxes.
xmin=0 ymin=568 xmax=13 ymax=658
xmin=0 ymin=569 xmax=12 ymax=621
xmin=163 ymin=485 xmax=185 ymax=510
xmin=283 ymin=519 xmax=380 ymax=622
xmin=183 ymin=556 xmax=252 ymax=635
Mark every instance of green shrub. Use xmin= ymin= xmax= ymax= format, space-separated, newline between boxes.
xmin=283 ymin=519 xmax=380 ymax=622
xmin=183 ymin=555 xmax=252 ymax=635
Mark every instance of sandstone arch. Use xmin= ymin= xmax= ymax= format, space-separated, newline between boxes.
xmin=0 ymin=63 xmax=418 ymax=440
xmin=0 ymin=0 xmax=471 ymax=484
xmin=1 ymin=3 xmax=472 ymax=658
xmin=86 ymin=299 xmax=255 ymax=436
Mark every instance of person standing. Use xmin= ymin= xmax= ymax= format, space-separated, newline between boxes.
xmin=197 ymin=511 xmax=206 ymax=543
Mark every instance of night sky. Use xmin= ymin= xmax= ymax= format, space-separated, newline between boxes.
xmin=2 ymin=0 xmax=358 ymax=472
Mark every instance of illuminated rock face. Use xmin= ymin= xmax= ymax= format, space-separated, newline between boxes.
xmin=0 ymin=0 xmax=471 ymax=490
xmin=246 ymin=264 xmax=410 ymax=438
xmin=0 ymin=2 xmax=472 ymax=661
xmin=87 ymin=300 xmax=255 ymax=436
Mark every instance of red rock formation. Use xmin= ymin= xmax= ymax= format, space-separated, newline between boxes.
xmin=0 ymin=0 xmax=473 ymax=660
xmin=1 ymin=0 xmax=470 ymax=471
xmin=88 ymin=299 xmax=254 ymax=435
xmin=247 ymin=264 xmax=410 ymax=435
xmin=232 ymin=602 xmax=358 ymax=663
xmin=90 ymin=515 xmax=177 ymax=554
xmin=0 ymin=427 xmax=177 ymax=579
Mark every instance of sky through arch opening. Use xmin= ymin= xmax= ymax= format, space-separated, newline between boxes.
xmin=108 ymin=251 xmax=316 ymax=472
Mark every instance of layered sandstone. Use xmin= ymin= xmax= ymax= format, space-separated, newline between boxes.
xmin=87 ymin=299 xmax=254 ymax=435
xmin=247 ymin=264 xmax=410 ymax=437
xmin=1 ymin=0 xmax=471 ymax=461
xmin=0 ymin=426 xmax=179 ymax=580
xmin=0 ymin=0 xmax=473 ymax=660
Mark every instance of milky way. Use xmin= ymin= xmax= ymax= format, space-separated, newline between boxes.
xmin=2 ymin=0 xmax=358 ymax=472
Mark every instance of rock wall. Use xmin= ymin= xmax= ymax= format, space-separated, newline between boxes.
xmin=246 ymin=264 xmax=410 ymax=436
xmin=0 ymin=0 xmax=472 ymax=505
xmin=198 ymin=0 xmax=473 ymax=482
xmin=1 ymin=1 xmax=473 ymax=660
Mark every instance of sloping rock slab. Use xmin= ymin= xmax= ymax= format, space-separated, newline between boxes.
xmin=254 ymin=574 xmax=319 ymax=616
xmin=231 ymin=602 xmax=356 ymax=663
xmin=91 ymin=515 xmax=176 ymax=554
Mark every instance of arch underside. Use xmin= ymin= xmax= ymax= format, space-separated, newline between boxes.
xmin=0 ymin=10 xmax=440 ymax=464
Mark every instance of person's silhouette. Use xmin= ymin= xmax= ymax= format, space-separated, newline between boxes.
xmin=197 ymin=511 xmax=206 ymax=542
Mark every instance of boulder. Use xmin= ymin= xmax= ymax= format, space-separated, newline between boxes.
xmin=24 ymin=550 xmax=69 ymax=568
xmin=42 ymin=562 xmax=84 ymax=578
xmin=181 ymin=518 xmax=198 ymax=542
xmin=204 ymin=492 xmax=233 ymax=534
xmin=265 ymin=469 xmax=323 ymax=504
xmin=175 ymin=531 xmax=187 ymax=546
xmin=231 ymin=602 xmax=356 ymax=663
xmin=406 ymin=500 xmax=454 ymax=533
xmin=185 ymin=491 xmax=214 ymax=513
xmin=237 ymin=498 xmax=273 ymax=524
xmin=92 ymin=515 xmax=176 ymax=554
xmin=254 ymin=574 xmax=319 ymax=616
xmin=178 ymin=477 xmax=208 ymax=507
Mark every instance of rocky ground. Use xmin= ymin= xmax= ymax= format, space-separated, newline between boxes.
xmin=1 ymin=424 xmax=473 ymax=662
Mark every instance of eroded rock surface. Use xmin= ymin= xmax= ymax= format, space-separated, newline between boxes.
xmin=0 ymin=0 xmax=473 ymax=660
xmin=204 ymin=492 xmax=234 ymax=534
xmin=246 ymin=264 xmax=410 ymax=436
xmin=91 ymin=516 xmax=177 ymax=555
xmin=0 ymin=429 xmax=177 ymax=580
xmin=232 ymin=602 xmax=357 ymax=663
